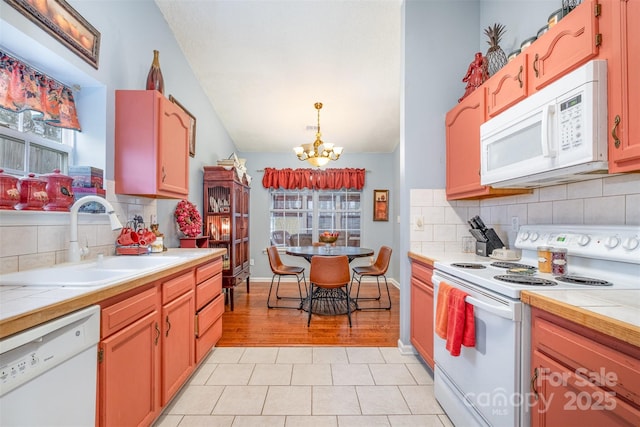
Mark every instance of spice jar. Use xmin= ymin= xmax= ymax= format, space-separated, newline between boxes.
xmin=537 ymin=246 xmax=552 ymax=273
xmin=0 ymin=169 xmax=20 ymax=210
xmin=16 ymin=173 xmax=48 ymax=210
xmin=44 ymin=169 xmax=74 ymax=211
xmin=551 ymin=248 xmax=568 ymax=276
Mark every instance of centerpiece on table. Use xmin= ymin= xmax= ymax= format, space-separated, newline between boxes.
xmin=319 ymin=231 xmax=339 ymax=252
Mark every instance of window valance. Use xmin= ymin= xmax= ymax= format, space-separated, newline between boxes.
xmin=262 ymin=167 xmax=366 ymax=190
xmin=0 ymin=50 xmax=81 ymax=131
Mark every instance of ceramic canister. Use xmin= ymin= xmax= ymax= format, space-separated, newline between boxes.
xmin=44 ymin=169 xmax=74 ymax=211
xmin=16 ymin=173 xmax=48 ymax=211
xmin=0 ymin=169 xmax=20 ymax=210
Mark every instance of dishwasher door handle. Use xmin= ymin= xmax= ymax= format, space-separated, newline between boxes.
xmin=465 ymin=296 xmax=514 ymax=320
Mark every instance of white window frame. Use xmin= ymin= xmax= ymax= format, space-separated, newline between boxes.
xmin=0 ymin=111 xmax=74 ymax=176
xmin=269 ymin=188 xmax=362 ymax=247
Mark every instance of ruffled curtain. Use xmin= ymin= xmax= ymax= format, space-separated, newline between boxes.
xmin=0 ymin=50 xmax=82 ymax=131
xmin=262 ymin=168 xmax=366 ymax=190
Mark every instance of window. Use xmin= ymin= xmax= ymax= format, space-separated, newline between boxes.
xmin=0 ymin=109 xmax=73 ymax=176
xmin=269 ymin=189 xmax=361 ymax=247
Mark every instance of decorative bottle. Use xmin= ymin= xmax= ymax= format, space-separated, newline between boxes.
xmin=146 ymin=50 xmax=165 ymax=94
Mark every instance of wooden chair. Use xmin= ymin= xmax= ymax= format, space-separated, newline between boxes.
xmin=308 ymin=255 xmax=352 ymax=327
xmin=266 ymin=246 xmax=307 ymax=309
xmin=350 ymin=246 xmax=392 ymax=310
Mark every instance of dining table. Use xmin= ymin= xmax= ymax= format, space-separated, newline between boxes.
xmin=285 ymin=246 xmax=374 ymax=263
xmin=285 ymin=246 xmax=374 ymax=315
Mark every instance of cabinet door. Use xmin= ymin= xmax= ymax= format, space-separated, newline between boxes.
xmin=531 ymin=351 xmax=640 ymax=427
xmin=445 ymin=88 xmax=486 ymax=199
xmin=99 ymin=311 xmax=161 ymax=427
xmin=605 ymin=0 xmax=640 ymax=172
xmin=161 ymin=290 xmax=195 ymax=405
xmin=410 ymin=271 xmax=434 ymax=369
xmin=115 ymin=90 xmax=189 ymax=198
xmin=486 ymin=53 xmax=528 ymax=118
xmin=527 ymin=0 xmax=600 ymax=93
xmin=158 ymin=99 xmax=190 ymax=195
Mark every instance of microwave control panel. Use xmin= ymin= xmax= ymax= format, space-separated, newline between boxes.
xmin=559 ymin=93 xmax=583 ymax=151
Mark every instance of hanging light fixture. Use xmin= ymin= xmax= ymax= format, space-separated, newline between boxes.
xmin=293 ymin=102 xmax=343 ymax=167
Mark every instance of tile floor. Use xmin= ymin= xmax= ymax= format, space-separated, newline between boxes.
xmin=154 ymin=347 xmax=453 ymax=427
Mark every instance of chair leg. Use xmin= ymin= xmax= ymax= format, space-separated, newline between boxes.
xmin=268 ymin=274 xmax=306 ymax=309
xmin=345 ymin=284 xmax=352 ymax=327
xmin=355 ymin=275 xmax=392 ymax=310
xmin=307 ymin=283 xmax=314 ymax=326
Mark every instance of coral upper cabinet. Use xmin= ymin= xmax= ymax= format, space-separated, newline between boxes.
xmin=601 ymin=0 xmax=640 ymax=172
xmin=115 ymin=90 xmax=190 ymax=198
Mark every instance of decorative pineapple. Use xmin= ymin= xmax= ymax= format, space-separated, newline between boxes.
xmin=484 ymin=23 xmax=508 ymax=77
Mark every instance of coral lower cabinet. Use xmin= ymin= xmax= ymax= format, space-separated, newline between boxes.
xmin=410 ymin=258 xmax=434 ymax=369
xmin=203 ymin=166 xmax=251 ymax=311
xmin=530 ymin=308 xmax=640 ymax=426
xmin=97 ymin=258 xmax=223 ymax=427
xmin=115 ymin=90 xmax=189 ymax=198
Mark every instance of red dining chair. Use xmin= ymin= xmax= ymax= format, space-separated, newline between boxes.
xmin=266 ymin=246 xmax=307 ymax=309
xmin=307 ymin=255 xmax=352 ymax=327
xmin=350 ymin=246 xmax=392 ymax=310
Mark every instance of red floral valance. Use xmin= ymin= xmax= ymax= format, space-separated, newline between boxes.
xmin=262 ymin=167 xmax=366 ymax=190
xmin=0 ymin=51 xmax=81 ymax=131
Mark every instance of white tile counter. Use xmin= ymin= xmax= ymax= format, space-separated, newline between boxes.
xmin=0 ymin=248 xmax=226 ymax=339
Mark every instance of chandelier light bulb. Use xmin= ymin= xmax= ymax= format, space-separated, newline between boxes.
xmin=293 ymin=102 xmax=343 ymax=167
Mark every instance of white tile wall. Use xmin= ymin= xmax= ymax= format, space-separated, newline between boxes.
xmin=0 ymin=180 xmax=157 ymax=274
xmin=410 ymin=174 xmax=640 ymax=253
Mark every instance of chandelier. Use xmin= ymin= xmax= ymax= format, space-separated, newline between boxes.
xmin=293 ymin=102 xmax=343 ymax=167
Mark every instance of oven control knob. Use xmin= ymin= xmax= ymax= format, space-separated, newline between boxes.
xmin=605 ymin=236 xmax=620 ymax=249
xmin=622 ymin=237 xmax=639 ymax=251
xmin=520 ymin=231 xmax=530 ymax=241
xmin=530 ymin=232 xmax=539 ymax=242
xmin=577 ymin=234 xmax=590 ymax=246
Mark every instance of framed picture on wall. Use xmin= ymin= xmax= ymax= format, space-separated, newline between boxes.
xmin=169 ymin=95 xmax=197 ymax=157
xmin=5 ymin=0 xmax=101 ymax=69
xmin=373 ymin=189 xmax=389 ymax=221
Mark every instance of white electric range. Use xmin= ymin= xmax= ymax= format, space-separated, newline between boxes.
xmin=432 ymin=224 xmax=640 ymax=427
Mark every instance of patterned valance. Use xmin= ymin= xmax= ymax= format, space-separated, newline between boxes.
xmin=0 ymin=50 xmax=81 ymax=131
xmin=262 ymin=167 xmax=366 ymax=190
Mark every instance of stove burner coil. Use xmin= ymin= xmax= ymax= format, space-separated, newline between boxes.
xmin=494 ymin=275 xmax=557 ymax=286
xmin=555 ymin=275 xmax=613 ymax=286
xmin=491 ymin=262 xmax=536 ymax=270
xmin=451 ymin=263 xmax=487 ymax=269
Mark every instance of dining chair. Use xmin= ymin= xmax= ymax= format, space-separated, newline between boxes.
xmin=350 ymin=245 xmax=392 ymax=310
xmin=266 ymin=246 xmax=307 ymax=309
xmin=308 ymin=255 xmax=352 ymax=327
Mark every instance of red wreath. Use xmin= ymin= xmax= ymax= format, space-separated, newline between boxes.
xmin=175 ymin=199 xmax=202 ymax=237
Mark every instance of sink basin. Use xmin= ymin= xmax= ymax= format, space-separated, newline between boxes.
xmin=0 ymin=255 xmax=186 ymax=287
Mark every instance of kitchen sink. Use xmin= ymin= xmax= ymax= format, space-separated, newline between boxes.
xmin=0 ymin=255 xmax=185 ymax=287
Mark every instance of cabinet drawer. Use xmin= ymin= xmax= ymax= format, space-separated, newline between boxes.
xmin=195 ymin=316 xmax=222 ymax=364
xmin=196 ymin=258 xmax=222 ymax=284
xmin=533 ymin=314 xmax=640 ymax=407
xmin=196 ymin=272 xmax=222 ymax=311
xmin=101 ymin=286 xmax=159 ymax=338
xmin=162 ymin=270 xmax=195 ymax=305
xmin=411 ymin=262 xmax=434 ymax=285
xmin=195 ymin=294 xmax=224 ymax=338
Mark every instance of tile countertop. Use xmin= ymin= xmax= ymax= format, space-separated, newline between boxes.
xmin=521 ymin=289 xmax=640 ymax=348
xmin=408 ymin=250 xmax=640 ymax=348
xmin=0 ymin=248 xmax=226 ymax=340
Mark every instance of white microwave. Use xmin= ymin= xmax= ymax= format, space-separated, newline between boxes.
xmin=480 ymin=60 xmax=609 ymax=188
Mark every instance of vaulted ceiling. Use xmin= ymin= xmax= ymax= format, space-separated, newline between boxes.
xmin=155 ymin=0 xmax=402 ymax=155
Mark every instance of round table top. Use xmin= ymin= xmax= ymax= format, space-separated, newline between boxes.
xmin=286 ymin=246 xmax=374 ymax=262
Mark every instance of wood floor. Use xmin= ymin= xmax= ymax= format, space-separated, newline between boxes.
xmin=218 ymin=278 xmax=400 ymax=347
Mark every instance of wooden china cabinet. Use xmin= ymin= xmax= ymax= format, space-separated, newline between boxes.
xmin=203 ymin=166 xmax=250 ymax=310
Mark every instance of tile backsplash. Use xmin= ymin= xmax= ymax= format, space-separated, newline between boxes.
xmin=410 ymin=174 xmax=640 ymax=254
xmin=0 ymin=180 xmax=157 ymax=274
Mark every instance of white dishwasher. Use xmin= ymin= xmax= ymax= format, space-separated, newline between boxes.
xmin=0 ymin=305 xmax=100 ymax=427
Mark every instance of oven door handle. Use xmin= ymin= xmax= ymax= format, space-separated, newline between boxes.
xmin=465 ymin=296 xmax=514 ymax=320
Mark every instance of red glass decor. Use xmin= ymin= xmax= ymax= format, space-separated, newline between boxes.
xmin=146 ymin=50 xmax=164 ymax=94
